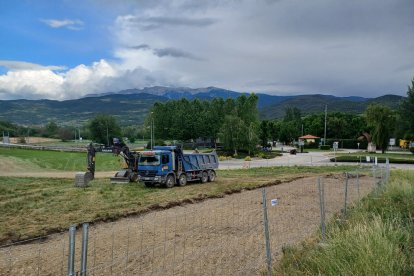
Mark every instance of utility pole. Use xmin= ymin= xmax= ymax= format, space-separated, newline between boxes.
xmin=324 ymin=104 xmax=327 ymax=145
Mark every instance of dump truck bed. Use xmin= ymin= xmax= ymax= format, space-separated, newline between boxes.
xmin=182 ymin=152 xmax=219 ymax=171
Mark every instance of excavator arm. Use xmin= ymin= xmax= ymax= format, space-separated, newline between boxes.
xmin=75 ymin=139 xmax=140 ymax=187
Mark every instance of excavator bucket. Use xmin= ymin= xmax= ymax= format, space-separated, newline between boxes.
xmin=110 ymin=170 xmax=132 ymax=184
xmin=75 ymin=171 xmax=94 ymax=187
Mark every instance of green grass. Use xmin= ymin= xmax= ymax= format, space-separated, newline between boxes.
xmin=276 ymin=170 xmax=414 ymax=275
xmin=333 ymin=152 xmax=414 ymax=164
xmin=0 ymin=147 xmax=123 ymax=171
xmin=0 ymin=165 xmax=361 ymax=244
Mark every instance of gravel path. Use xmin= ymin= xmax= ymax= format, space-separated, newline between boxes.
xmin=0 ymin=174 xmax=375 ymax=275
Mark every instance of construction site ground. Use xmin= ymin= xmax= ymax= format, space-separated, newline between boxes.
xmin=0 ymin=174 xmax=375 ymax=275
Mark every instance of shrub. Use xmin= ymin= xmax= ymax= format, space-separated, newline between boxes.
xmin=325 ymin=139 xmax=368 ymax=149
xmin=320 ymin=145 xmax=330 ymax=150
xmin=304 ymin=142 xmax=318 ymax=149
xmin=17 ymin=136 xmax=26 ymax=144
xmin=244 ymin=156 xmax=252 ymax=161
xmin=218 ymin=156 xmax=227 ymax=161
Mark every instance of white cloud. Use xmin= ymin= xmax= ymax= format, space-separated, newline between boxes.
xmin=0 ymin=70 xmax=65 ymax=99
xmin=0 ymin=59 xmax=180 ymax=100
xmin=0 ymin=60 xmax=66 ymax=71
xmin=40 ymin=19 xmax=84 ymax=30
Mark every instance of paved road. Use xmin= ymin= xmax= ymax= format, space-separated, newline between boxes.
xmin=218 ymin=150 xmax=414 ymax=170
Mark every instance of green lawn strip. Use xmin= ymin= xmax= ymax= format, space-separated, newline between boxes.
xmin=333 ymin=153 xmax=414 ymax=164
xmin=275 ymin=170 xmax=414 ymax=275
xmin=0 ymin=147 xmax=123 ymax=171
xmin=0 ymin=165 xmax=360 ymax=244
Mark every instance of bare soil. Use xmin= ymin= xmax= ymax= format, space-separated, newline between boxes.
xmin=0 ymin=174 xmax=375 ymax=275
xmin=8 ymin=137 xmax=59 ymax=144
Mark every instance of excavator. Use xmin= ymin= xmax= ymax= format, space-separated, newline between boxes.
xmin=74 ymin=138 xmax=140 ymax=187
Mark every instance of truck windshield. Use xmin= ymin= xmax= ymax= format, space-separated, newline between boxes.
xmin=139 ymin=154 xmax=160 ymax=166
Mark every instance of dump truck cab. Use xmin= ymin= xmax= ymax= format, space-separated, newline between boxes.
xmin=138 ymin=146 xmax=219 ymax=188
xmin=138 ymin=150 xmax=174 ymax=185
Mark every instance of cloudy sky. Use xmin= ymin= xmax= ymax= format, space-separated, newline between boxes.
xmin=0 ymin=0 xmax=413 ymax=100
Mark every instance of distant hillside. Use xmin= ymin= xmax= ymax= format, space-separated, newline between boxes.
xmin=260 ymin=94 xmax=404 ymax=119
xmin=0 ymin=86 xmax=404 ymax=126
xmin=88 ymin=86 xmax=292 ymax=109
xmin=0 ymin=93 xmax=167 ymax=126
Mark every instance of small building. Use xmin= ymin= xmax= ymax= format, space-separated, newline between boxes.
xmin=298 ymin=134 xmax=320 ymax=144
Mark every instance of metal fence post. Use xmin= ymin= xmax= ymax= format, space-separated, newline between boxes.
xmin=80 ymin=223 xmax=89 ymax=276
xmin=343 ymin=173 xmax=349 ymax=220
xmin=318 ymin=177 xmax=326 ymax=241
xmin=262 ymin=188 xmax=272 ymax=276
xmin=67 ymin=225 xmax=76 ymax=276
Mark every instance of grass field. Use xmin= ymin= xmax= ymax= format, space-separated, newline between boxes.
xmin=276 ymin=170 xmax=414 ymax=275
xmin=333 ymin=152 xmax=414 ymax=164
xmin=0 ymin=147 xmax=123 ymax=171
xmin=0 ymin=165 xmax=361 ymax=244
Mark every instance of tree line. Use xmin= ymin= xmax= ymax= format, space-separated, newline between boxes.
xmin=148 ymin=94 xmax=260 ymax=154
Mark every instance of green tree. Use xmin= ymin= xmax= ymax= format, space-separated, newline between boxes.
xmin=122 ymin=126 xmax=139 ymax=143
xmin=58 ymin=127 xmax=74 ymax=142
xmin=88 ymin=114 xmax=121 ymax=145
xmin=259 ymin=120 xmax=270 ymax=147
xmin=279 ymin=107 xmax=302 ymax=143
xmin=397 ymin=78 xmax=414 ymax=139
xmin=220 ymin=115 xmax=245 ymax=155
xmin=269 ymin=120 xmax=281 ymax=142
xmin=365 ymin=104 xmax=395 ymax=153
xmin=45 ymin=121 xmax=59 ymax=138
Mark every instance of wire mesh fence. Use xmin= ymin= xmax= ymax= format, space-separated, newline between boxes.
xmin=1 ymin=163 xmax=390 ymax=275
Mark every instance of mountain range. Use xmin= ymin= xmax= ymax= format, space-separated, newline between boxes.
xmin=0 ymin=86 xmax=404 ymax=126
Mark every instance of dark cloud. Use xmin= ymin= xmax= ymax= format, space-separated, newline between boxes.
xmin=153 ymin=47 xmax=202 ymax=60
xmin=123 ymin=16 xmax=217 ymax=30
xmin=129 ymin=44 xmax=202 ymax=60
xmin=130 ymin=44 xmax=151 ymax=50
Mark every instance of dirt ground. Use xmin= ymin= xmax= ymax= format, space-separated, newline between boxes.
xmin=0 ymin=174 xmax=375 ymax=275
xmin=8 ymin=137 xmax=59 ymax=144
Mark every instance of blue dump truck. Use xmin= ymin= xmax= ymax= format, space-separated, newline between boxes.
xmin=137 ymin=146 xmax=219 ymax=188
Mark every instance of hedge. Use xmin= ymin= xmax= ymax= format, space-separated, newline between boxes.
xmin=326 ymin=139 xmax=368 ymax=149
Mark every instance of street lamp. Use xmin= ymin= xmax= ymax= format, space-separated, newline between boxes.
xmin=324 ymin=104 xmax=327 ymax=145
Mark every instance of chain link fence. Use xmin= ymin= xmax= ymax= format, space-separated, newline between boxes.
xmin=1 ymin=161 xmax=390 ymax=275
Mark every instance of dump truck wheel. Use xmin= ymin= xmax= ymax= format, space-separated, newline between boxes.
xmin=201 ymin=171 xmax=208 ymax=183
xmin=178 ymin=174 xmax=187 ymax=186
xmin=208 ymin=170 xmax=216 ymax=182
xmin=165 ymin=175 xmax=175 ymax=188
